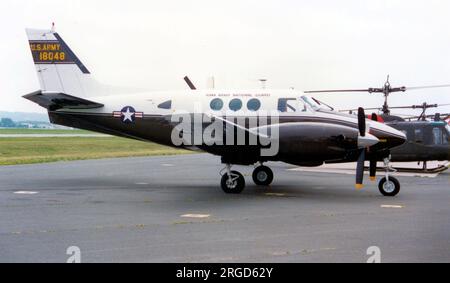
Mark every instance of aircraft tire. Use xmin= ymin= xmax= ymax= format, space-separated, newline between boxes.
xmin=252 ymin=166 xmax=274 ymax=186
xmin=378 ymin=176 xmax=400 ymax=197
xmin=221 ymin=170 xmax=245 ymax=194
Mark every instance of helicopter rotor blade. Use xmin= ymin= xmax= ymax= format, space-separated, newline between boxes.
xmin=304 ymin=87 xmax=406 ymax=94
xmin=338 ymin=108 xmax=380 ymax=113
xmin=304 ymin=89 xmax=370 ymax=94
xmin=305 ymin=84 xmax=450 ymax=94
xmin=406 ymin=84 xmax=450 ymax=91
xmin=388 ymin=105 xmax=436 ymax=110
xmin=382 ymin=103 xmax=450 ymax=110
xmin=383 ymin=106 xmax=417 ymax=110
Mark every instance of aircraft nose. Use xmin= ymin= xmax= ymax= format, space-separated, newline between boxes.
xmin=386 ymin=132 xmax=406 ymax=148
xmin=369 ymin=122 xmax=406 ymax=150
xmin=380 ymin=126 xmax=407 ymax=149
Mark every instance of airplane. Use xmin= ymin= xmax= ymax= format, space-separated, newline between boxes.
xmin=23 ymin=27 xmax=407 ymax=197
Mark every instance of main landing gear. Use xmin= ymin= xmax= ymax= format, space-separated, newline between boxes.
xmin=252 ymin=164 xmax=274 ymax=186
xmin=220 ymin=163 xmax=274 ymax=194
xmin=378 ymin=156 xmax=401 ymax=197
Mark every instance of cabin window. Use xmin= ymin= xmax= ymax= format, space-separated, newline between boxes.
xmin=432 ymin=127 xmax=443 ymax=145
xmin=158 ymin=100 xmax=172 ymax=109
xmin=247 ymin=98 xmax=261 ymax=111
xmin=229 ymin=99 xmax=242 ymax=111
xmin=278 ymin=98 xmax=297 ymax=112
xmin=414 ymin=129 xmax=423 ymax=143
xmin=210 ymin=98 xmax=224 ymax=111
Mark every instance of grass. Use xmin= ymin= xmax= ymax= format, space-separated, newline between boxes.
xmin=0 ymin=136 xmax=190 ymax=165
xmin=0 ymin=128 xmax=93 ymax=135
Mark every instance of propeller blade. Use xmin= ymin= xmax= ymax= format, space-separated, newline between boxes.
xmin=369 ymin=159 xmax=377 ymax=181
xmin=369 ymin=113 xmax=378 ymax=181
xmin=355 ymin=149 xmax=365 ymax=189
xmin=357 ymin=107 xmax=366 ymax=136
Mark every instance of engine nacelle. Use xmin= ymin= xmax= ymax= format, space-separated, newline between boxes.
xmin=275 ymin=122 xmax=359 ymax=163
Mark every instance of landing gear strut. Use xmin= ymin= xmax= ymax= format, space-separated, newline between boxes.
xmin=252 ymin=164 xmax=274 ymax=186
xmin=378 ymin=156 xmax=400 ymax=197
xmin=220 ymin=164 xmax=245 ymax=194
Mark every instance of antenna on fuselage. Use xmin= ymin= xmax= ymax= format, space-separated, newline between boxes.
xmin=207 ymin=76 xmax=215 ymax=89
xmin=183 ymin=76 xmax=197 ymax=90
xmin=259 ymin=79 xmax=267 ymax=89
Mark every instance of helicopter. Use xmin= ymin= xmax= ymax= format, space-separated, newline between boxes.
xmin=305 ymin=76 xmax=450 ymax=172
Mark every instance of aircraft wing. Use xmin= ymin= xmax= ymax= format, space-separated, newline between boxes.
xmin=23 ymin=90 xmax=104 ymax=110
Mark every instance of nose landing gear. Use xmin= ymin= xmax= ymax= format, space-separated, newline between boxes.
xmin=220 ymin=164 xmax=245 ymax=194
xmin=378 ymin=156 xmax=401 ymax=197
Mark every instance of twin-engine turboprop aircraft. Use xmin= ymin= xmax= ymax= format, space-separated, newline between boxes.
xmin=23 ymin=27 xmax=406 ymax=196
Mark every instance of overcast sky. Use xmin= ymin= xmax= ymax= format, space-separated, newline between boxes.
xmin=2 ymin=0 xmax=450 ymax=116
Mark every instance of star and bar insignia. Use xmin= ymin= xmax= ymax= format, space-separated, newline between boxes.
xmin=113 ymin=106 xmax=144 ymax=123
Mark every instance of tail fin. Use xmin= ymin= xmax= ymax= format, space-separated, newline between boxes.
xmin=26 ymin=28 xmax=99 ymax=98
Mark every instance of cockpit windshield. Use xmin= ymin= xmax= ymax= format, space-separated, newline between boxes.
xmin=301 ymin=95 xmax=332 ymax=111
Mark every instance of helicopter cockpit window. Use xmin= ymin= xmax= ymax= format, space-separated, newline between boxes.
xmin=443 ymin=127 xmax=449 ymax=144
xmin=301 ymin=96 xmax=321 ymax=111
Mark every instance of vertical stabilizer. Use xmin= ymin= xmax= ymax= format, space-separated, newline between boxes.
xmin=26 ymin=28 xmax=99 ymax=97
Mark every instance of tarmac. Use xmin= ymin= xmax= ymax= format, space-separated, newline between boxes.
xmin=0 ymin=154 xmax=449 ymax=262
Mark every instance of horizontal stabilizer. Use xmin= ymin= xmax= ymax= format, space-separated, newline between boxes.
xmin=23 ymin=90 xmax=104 ymax=110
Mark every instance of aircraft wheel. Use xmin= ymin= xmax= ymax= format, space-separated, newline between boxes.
xmin=252 ymin=166 xmax=274 ymax=186
xmin=221 ymin=170 xmax=245 ymax=194
xmin=378 ymin=176 xmax=400 ymax=197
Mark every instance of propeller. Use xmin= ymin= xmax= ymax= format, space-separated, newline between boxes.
xmin=355 ymin=147 xmax=365 ymax=190
xmin=355 ymin=108 xmax=366 ymax=189
xmin=357 ymin=107 xmax=366 ymax=136
xmin=369 ymin=113 xmax=378 ymax=182
xmin=355 ymin=108 xmax=380 ymax=189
